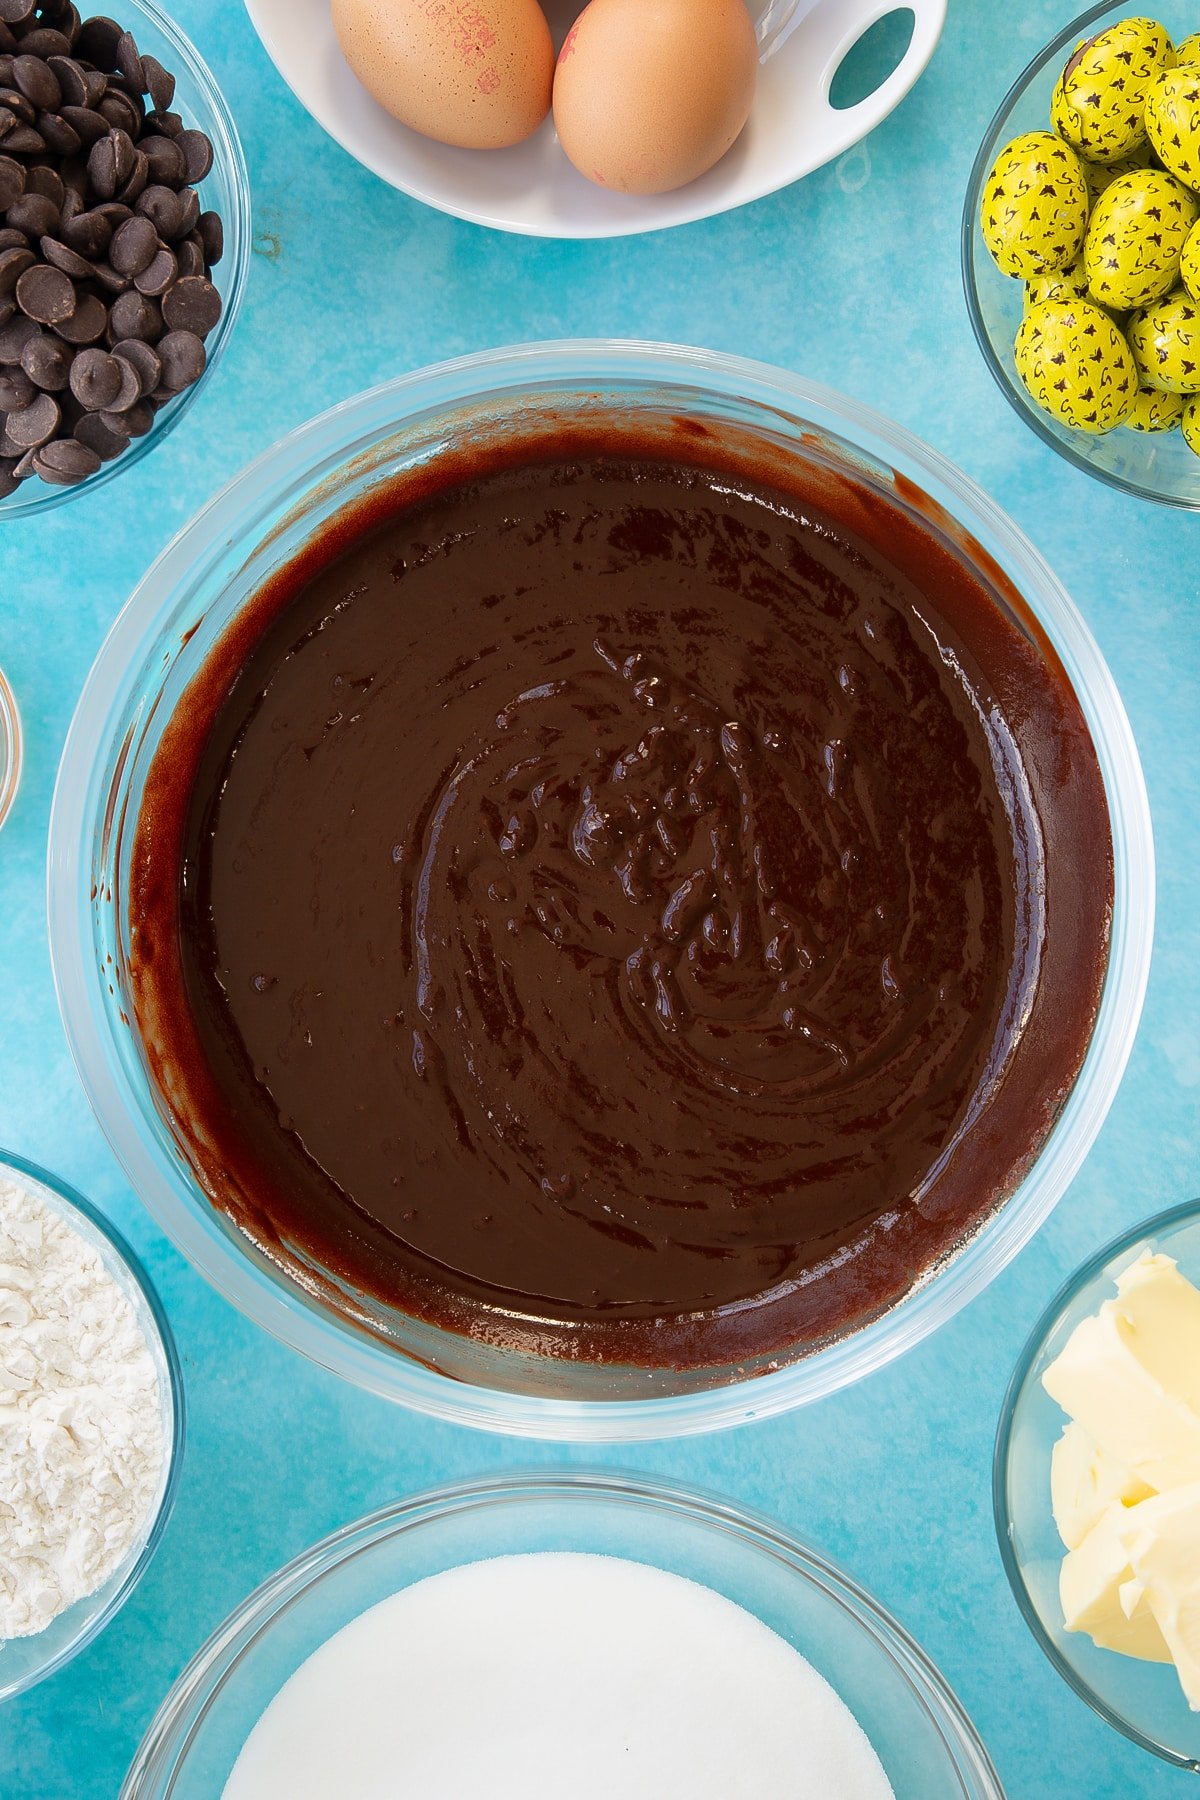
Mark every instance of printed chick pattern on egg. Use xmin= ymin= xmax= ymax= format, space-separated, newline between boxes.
xmin=1123 ymin=385 xmax=1185 ymax=429
xmin=1182 ymin=220 xmax=1200 ymax=298
xmin=1051 ymin=17 xmax=1174 ymax=163
xmin=1084 ymin=169 xmax=1199 ymax=309
xmin=1026 ymin=252 xmax=1091 ymax=308
xmin=1145 ymin=64 xmax=1200 ymax=188
xmin=1015 ymin=299 xmax=1137 ymax=430
xmin=982 ymin=131 xmax=1090 ymax=278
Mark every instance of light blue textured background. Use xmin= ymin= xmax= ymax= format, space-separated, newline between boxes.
xmin=2 ymin=2 xmax=1198 ymax=1794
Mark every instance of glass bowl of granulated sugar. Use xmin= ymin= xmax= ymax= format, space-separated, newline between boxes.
xmin=0 ymin=1150 xmax=184 ymax=1702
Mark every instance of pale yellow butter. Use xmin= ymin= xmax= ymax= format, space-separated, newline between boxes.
xmin=1050 ymin=1420 xmax=1152 ymax=1551
xmin=1042 ymin=1249 xmax=1200 ymax=1710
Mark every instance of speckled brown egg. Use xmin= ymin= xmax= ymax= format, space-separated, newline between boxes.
xmin=552 ymin=0 xmax=758 ymax=196
xmin=1127 ymin=285 xmax=1200 ymax=389
xmin=1084 ymin=169 xmax=1199 ymax=309
xmin=1123 ymin=385 xmax=1184 ymax=428
xmin=981 ymin=132 xmax=1090 ymax=278
xmin=1144 ymin=65 xmax=1200 ymax=190
xmin=1014 ymin=299 xmax=1138 ymax=430
xmin=331 ymin=0 xmax=554 ymax=149
xmin=1051 ymin=18 xmax=1174 ymax=164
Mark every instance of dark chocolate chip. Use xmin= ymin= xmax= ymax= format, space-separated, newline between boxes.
xmin=46 ymin=53 xmax=88 ymax=108
xmin=36 ymin=108 xmax=80 ymax=155
xmin=132 ymin=241 xmax=172 ymax=294
xmin=73 ymin=14 xmax=121 ymax=67
xmin=0 ymin=359 xmax=32 ymax=406
xmin=32 ymin=433 xmax=99 ymax=481
xmin=155 ymin=326 xmax=203 ymax=390
xmin=107 ymin=285 xmax=157 ymax=340
xmin=97 ymin=85 xmax=138 ymax=135
xmin=19 ymin=325 xmax=69 ymax=388
xmin=174 ymin=234 xmax=202 ymax=279
xmin=6 ymin=190 xmax=58 ymax=237
xmin=98 ymin=393 xmax=149 ymax=434
xmin=0 ymin=149 xmax=22 ymax=207
xmin=25 ymin=163 xmax=64 ymax=206
xmin=69 ymin=343 xmax=121 ymax=408
xmin=87 ymin=126 xmax=133 ymax=197
xmin=0 ymin=84 xmax=35 ymax=124
xmin=0 ymin=458 xmax=22 ymax=495
xmin=145 ymin=107 xmax=181 ymax=138
xmin=0 ymin=225 xmax=25 ymax=249
xmin=109 ymin=209 xmax=155 ymax=274
xmin=173 ymin=184 xmax=199 ymax=237
xmin=0 ymin=243 xmax=33 ymax=294
xmin=73 ymin=407 xmax=123 ymax=458
xmin=111 ymin=333 xmax=157 ymax=394
xmin=60 ymin=206 xmax=109 ymax=257
xmin=0 ymin=308 xmax=36 ymax=358
xmin=81 ymin=68 xmax=106 ymax=109
xmin=39 ymin=232 xmax=91 ymax=278
xmin=2 ymin=123 xmax=43 ymax=154
xmin=113 ymin=27 xmax=142 ymax=92
xmin=197 ymin=209 xmax=222 ymax=266
xmin=14 ymin=259 xmax=73 ymax=322
xmin=0 ymin=0 xmax=36 ymax=23
xmin=89 ymin=258 xmax=128 ymax=293
xmin=138 ymin=132 xmax=183 ymax=184
xmin=135 ymin=181 xmax=179 ymax=237
xmin=51 ymin=286 xmax=102 ymax=341
xmin=12 ymin=51 xmax=58 ymax=109
xmin=161 ymin=274 xmax=219 ymax=337
xmin=176 ymin=128 xmax=212 ymax=184
xmin=140 ymin=53 xmax=173 ymax=113
xmin=15 ymin=29 xmax=70 ymax=58
xmin=114 ymin=147 xmax=147 ymax=205
xmin=4 ymin=386 xmax=57 ymax=445
xmin=58 ymin=102 xmax=105 ymax=145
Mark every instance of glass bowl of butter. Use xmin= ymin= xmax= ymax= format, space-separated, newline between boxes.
xmin=996 ymin=1199 xmax=1200 ymax=1770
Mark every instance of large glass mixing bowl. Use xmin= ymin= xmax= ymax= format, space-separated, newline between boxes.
xmin=48 ymin=341 xmax=1154 ymax=1440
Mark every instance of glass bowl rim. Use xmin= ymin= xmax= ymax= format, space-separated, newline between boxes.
xmin=0 ymin=1147 xmax=186 ymax=1703
xmin=121 ymin=1466 xmax=1004 ymax=1799
xmin=959 ymin=0 xmax=1200 ymax=513
xmin=0 ymin=666 xmax=20 ymax=831
xmin=992 ymin=1196 xmax=1200 ymax=1771
xmin=0 ymin=0 xmax=252 ymax=523
xmin=48 ymin=337 xmax=1155 ymax=1441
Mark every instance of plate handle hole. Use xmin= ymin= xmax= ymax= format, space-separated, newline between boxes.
xmin=828 ymin=8 xmax=915 ymax=110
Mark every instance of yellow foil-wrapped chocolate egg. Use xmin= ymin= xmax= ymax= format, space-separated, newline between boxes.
xmin=1080 ymin=143 xmax=1156 ymax=208
xmin=1123 ymin=385 xmax=1184 ymax=428
xmin=1051 ymin=19 xmax=1174 ymax=164
xmin=1178 ymin=32 xmax=1200 ymax=64
xmin=1182 ymin=395 xmax=1200 ymax=452
xmin=1145 ymin=66 xmax=1200 ymax=189
xmin=1127 ymin=286 xmax=1200 ymax=389
xmin=1014 ymin=299 xmax=1138 ymax=430
xmin=1181 ymin=219 xmax=1200 ymax=298
xmin=1026 ymin=252 xmax=1090 ymax=308
xmin=1084 ymin=169 xmax=1199 ymax=308
xmin=981 ymin=132 xmax=1089 ymax=277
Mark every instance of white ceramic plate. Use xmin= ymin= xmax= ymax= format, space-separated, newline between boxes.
xmin=242 ymin=0 xmax=947 ymax=237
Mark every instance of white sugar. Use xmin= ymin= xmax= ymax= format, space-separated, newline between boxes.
xmin=223 ymin=1552 xmax=895 ymax=1799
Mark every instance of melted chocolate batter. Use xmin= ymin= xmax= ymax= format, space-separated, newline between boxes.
xmin=129 ymin=418 xmax=1112 ymax=1376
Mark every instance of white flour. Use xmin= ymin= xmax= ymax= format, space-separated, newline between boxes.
xmin=0 ymin=1172 xmax=165 ymax=1639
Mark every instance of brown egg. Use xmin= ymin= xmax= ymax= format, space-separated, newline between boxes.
xmin=331 ymin=0 xmax=555 ymax=150
xmin=552 ymin=0 xmax=758 ymax=196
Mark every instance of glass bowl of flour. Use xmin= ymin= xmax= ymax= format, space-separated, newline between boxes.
xmin=123 ymin=1472 xmax=1002 ymax=1799
xmin=0 ymin=1151 xmax=184 ymax=1702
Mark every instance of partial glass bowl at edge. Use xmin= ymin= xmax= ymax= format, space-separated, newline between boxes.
xmin=0 ymin=1150 xmax=184 ymax=1703
xmin=47 ymin=340 xmax=1155 ymax=1442
xmin=0 ymin=667 xmax=20 ymax=831
xmin=996 ymin=1199 xmax=1200 ymax=1772
xmin=121 ymin=1472 xmax=1003 ymax=1800
xmin=0 ymin=0 xmax=250 ymax=522
xmin=962 ymin=1 xmax=1200 ymax=509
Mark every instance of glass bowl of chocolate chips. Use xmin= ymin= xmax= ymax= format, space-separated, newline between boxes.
xmin=0 ymin=0 xmax=249 ymax=515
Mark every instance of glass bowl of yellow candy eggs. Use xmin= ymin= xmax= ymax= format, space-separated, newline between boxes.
xmin=963 ymin=6 xmax=1200 ymax=507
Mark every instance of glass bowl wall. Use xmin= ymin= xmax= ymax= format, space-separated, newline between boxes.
xmin=49 ymin=340 xmax=1154 ymax=1440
